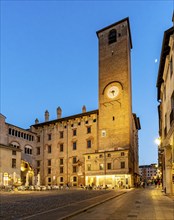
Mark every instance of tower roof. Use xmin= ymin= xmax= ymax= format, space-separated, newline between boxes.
xmin=96 ymin=17 xmax=132 ymax=49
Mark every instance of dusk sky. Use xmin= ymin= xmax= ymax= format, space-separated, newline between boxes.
xmin=1 ymin=1 xmax=173 ymax=165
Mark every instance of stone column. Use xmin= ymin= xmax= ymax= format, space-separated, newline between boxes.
xmin=165 ymin=145 xmax=172 ymax=194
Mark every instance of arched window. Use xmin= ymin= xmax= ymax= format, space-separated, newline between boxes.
xmin=108 ymin=29 xmax=117 ymax=44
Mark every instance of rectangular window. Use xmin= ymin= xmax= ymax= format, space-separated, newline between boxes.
xmin=60 ymin=158 xmax=64 ymax=165
xmin=48 ymin=168 xmax=51 ymax=174
xmin=73 ymin=166 xmax=77 ymax=173
xmin=48 ymin=177 xmax=51 ymax=183
xmin=87 ymin=155 xmax=91 ymax=159
xmin=73 ymin=129 xmax=77 ymax=136
xmin=37 ymin=161 xmax=40 ymax=167
xmin=87 ymin=126 xmax=91 ymax=134
xmin=48 ymin=134 xmax=52 ymax=140
xmin=60 ymin=131 xmax=64 ymax=139
xmin=37 ymin=168 xmax=40 ymax=174
xmin=12 ymin=159 xmax=16 ymax=168
xmin=107 ymin=163 xmax=112 ymax=170
xmin=60 ymin=143 xmax=64 ymax=152
xmin=87 ymin=140 xmax=91 ymax=148
xmin=73 ymin=157 xmax=77 ymax=164
xmin=37 ymin=136 xmax=40 ymax=142
xmin=48 ymin=145 xmax=52 ymax=153
xmin=12 ymin=150 xmax=16 ymax=155
xmin=87 ymin=164 xmax=91 ymax=171
xmin=60 ymin=167 xmax=64 ymax=173
xmin=48 ymin=159 xmax=51 ymax=166
xmin=121 ymin=152 xmax=125 ymax=156
xmin=60 ymin=177 xmax=63 ymax=182
xmin=37 ymin=147 xmax=40 ymax=155
xmin=73 ymin=141 xmax=77 ymax=150
xmin=99 ymin=163 xmax=104 ymax=170
xmin=121 ymin=161 xmax=125 ymax=169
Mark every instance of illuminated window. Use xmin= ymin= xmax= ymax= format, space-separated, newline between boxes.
xmin=87 ymin=164 xmax=91 ymax=171
xmin=99 ymin=163 xmax=104 ymax=170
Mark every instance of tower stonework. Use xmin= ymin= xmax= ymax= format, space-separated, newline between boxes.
xmin=97 ymin=18 xmax=133 ymax=151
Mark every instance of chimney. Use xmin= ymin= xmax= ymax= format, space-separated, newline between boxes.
xmin=82 ymin=105 xmax=86 ymax=113
xmin=35 ymin=118 xmax=39 ymax=124
xmin=57 ymin=106 xmax=62 ymax=119
xmin=45 ymin=110 xmax=49 ymax=122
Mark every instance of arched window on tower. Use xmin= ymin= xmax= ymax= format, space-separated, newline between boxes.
xmin=108 ymin=29 xmax=117 ymax=44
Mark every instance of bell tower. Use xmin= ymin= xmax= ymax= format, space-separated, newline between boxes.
xmin=97 ymin=17 xmax=133 ymax=150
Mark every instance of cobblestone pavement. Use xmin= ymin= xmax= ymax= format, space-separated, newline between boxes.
xmin=0 ymin=189 xmax=123 ymax=220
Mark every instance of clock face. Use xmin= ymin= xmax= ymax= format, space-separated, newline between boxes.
xmin=107 ymin=86 xmax=119 ymax=99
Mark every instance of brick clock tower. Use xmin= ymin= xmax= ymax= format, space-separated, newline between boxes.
xmin=97 ymin=17 xmax=133 ymax=151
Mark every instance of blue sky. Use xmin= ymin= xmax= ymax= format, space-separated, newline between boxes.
xmin=1 ymin=0 xmax=173 ymax=165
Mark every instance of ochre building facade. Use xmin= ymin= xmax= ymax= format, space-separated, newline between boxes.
xmin=0 ymin=17 xmax=140 ymax=188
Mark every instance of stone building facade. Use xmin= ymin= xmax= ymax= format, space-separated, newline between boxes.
xmin=0 ymin=17 xmax=141 ymax=188
xmin=31 ymin=17 xmax=141 ymax=188
xmin=157 ymin=16 xmax=174 ymax=195
xmin=0 ymin=114 xmax=36 ymax=186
